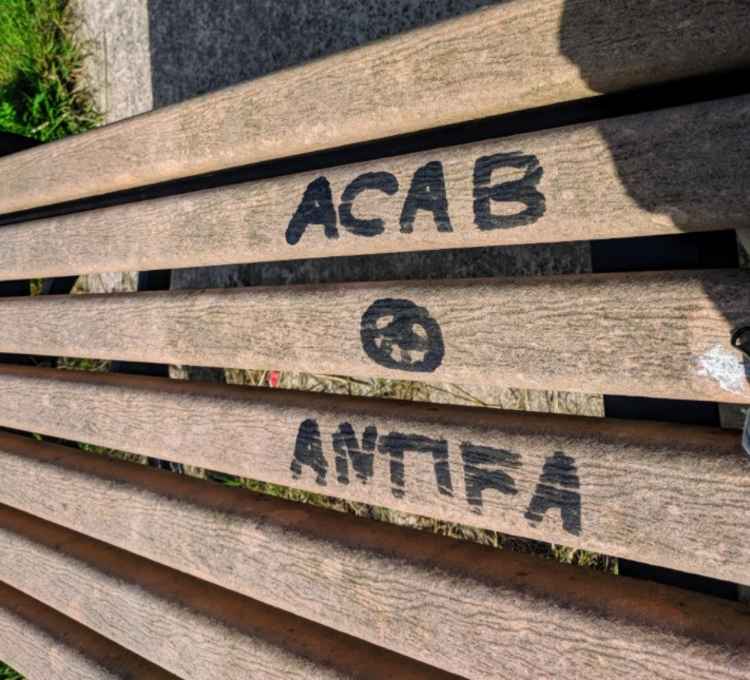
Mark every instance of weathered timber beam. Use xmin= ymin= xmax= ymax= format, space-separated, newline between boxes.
xmin=0 ymin=270 xmax=748 ymax=401
xmin=0 ymin=440 xmax=749 ymax=679
xmin=0 ymin=95 xmax=748 ymax=280
xmin=0 ymin=504 xmax=455 ymax=680
xmin=0 ymin=580 xmax=179 ymax=680
xmin=1 ymin=0 xmax=749 ymax=214
xmin=0 ymin=366 xmax=746 ymax=585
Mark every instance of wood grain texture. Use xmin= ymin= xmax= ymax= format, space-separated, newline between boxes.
xmin=2 ymin=95 xmax=748 ymax=280
xmin=0 ymin=581 xmax=179 ymax=680
xmin=1 ymin=0 xmax=749 ymax=214
xmin=1 ymin=439 xmax=750 ymax=680
xmin=1 ymin=270 xmax=749 ymax=402
xmin=0 ymin=505 xmax=455 ymax=680
xmin=0 ymin=366 xmax=747 ymax=586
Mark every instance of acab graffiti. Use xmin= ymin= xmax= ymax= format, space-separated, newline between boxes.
xmin=286 ymin=151 xmax=545 ymax=245
xmin=290 ymin=418 xmax=582 ymax=536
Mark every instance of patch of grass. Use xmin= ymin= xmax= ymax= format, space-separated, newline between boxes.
xmin=0 ymin=661 xmax=23 ymax=680
xmin=57 ymin=356 xmax=111 ymax=372
xmin=0 ymin=0 xmax=100 ymax=141
xmin=77 ymin=440 xmax=148 ymax=466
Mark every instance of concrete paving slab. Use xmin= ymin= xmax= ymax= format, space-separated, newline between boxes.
xmin=77 ymin=0 xmax=152 ymax=124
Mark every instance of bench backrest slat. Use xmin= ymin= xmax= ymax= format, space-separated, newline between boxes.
xmin=0 ymin=2 xmax=748 ymax=676
xmin=1 ymin=436 xmax=749 ymax=679
xmin=0 ymin=581 xmax=180 ymax=680
xmin=0 ymin=270 xmax=747 ymax=402
xmin=0 ymin=503 xmax=455 ymax=680
xmin=0 ymin=366 xmax=747 ymax=585
xmin=1 ymin=0 xmax=749 ymax=215
xmin=1 ymin=95 xmax=747 ymax=280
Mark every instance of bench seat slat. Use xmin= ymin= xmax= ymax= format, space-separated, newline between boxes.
xmin=0 ymin=581 xmax=179 ymax=680
xmin=1 ymin=0 xmax=749 ymax=214
xmin=0 ymin=504 xmax=454 ymax=680
xmin=1 ymin=441 xmax=750 ymax=680
xmin=0 ymin=366 xmax=747 ymax=585
xmin=0 ymin=270 xmax=748 ymax=402
xmin=1 ymin=96 xmax=748 ymax=280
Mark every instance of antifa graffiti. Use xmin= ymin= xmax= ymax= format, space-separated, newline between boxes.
xmin=290 ymin=419 xmax=582 ymax=536
xmin=360 ymin=298 xmax=445 ymax=372
xmin=333 ymin=422 xmax=377 ymax=484
xmin=379 ymin=432 xmax=453 ymax=498
xmin=289 ymin=419 xmax=328 ymax=485
xmin=524 ymin=451 xmax=581 ymax=535
xmin=285 ymin=151 xmax=545 ymax=245
xmin=460 ymin=443 xmax=522 ymax=510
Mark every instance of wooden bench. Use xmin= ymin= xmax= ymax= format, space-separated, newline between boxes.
xmin=1 ymin=1 xmax=750 ymax=678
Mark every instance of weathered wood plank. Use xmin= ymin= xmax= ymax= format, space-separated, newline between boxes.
xmin=0 ymin=581 xmax=179 ymax=680
xmin=1 ymin=0 xmax=749 ymax=214
xmin=0 ymin=505 xmax=454 ymax=680
xmin=0 ymin=270 xmax=749 ymax=402
xmin=1 ymin=447 xmax=750 ymax=680
xmin=0 ymin=366 xmax=747 ymax=585
xmin=2 ymin=96 xmax=748 ymax=280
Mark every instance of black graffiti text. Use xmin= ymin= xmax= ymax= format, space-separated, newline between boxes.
xmin=290 ymin=419 xmax=582 ymax=536
xmin=286 ymin=152 xmax=545 ymax=245
xmin=524 ymin=451 xmax=581 ymax=536
xmin=379 ymin=432 xmax=453 ymax=498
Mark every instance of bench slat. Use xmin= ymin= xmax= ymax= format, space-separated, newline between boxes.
xmin=1 ymin=96 xmax=748 ymax=280
xmin=1 ymin=446 xmax=750 ymax=680
xmin=0 ymin=505 xmax=455 ymax=680
xmin=1 ymin=0 xmax=749 ymax=214
xmin=0 ymin=270 xmax=748 ymax=402
xmin=0 ymin=366 xmax=746 ymax=585
xmin=0 ymin=581 xmax=179 ymax=680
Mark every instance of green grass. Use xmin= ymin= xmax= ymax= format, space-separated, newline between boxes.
xmin=0 ymin=664 xmax=23 ymax=680
xmin=0 ymin=0 xmax=99 ymax=141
